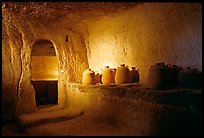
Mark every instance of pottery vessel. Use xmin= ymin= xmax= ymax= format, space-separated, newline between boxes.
xmin=130 ymin=67 xmax=139 ymax=83
xmin=101 ymin=66 xmax=114 ymax=85
xmin=178 ymin=67 xmax=202 ymax=88
xmin=126 ymin=66 xmax=131 ymax=83
xmin=94 ymin=73 xmax=101 ymax=84
xmin=115 ymin=64 xmax=129 ymax=84
xmin=111 ymin=68 xmax=117 ymax=83
xmin=82 ymin=69 xmax=95 ymax=85
xmin=147 ymin=62 xmax=168 ymax=89
xmin=167 ymin=64 xmax=180 ymax=86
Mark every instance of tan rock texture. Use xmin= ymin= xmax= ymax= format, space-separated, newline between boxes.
xmin=31 ymin=56 xmax=58 ymax=80
xmin=85 ymin=3 xmax=202 ymax=83
xmin=66 ymin=83 xmax=202 ymax=136
xmin=2 ymin=85 xmax=202 ymax=136
xmin=2 ymin=2 xmax=202 ymax=131
xmin=2 ymin=2 xmax=96 ymax=118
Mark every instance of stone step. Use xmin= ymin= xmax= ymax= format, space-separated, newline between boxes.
xmin=17 ymin=107 xmax=84 ymax=131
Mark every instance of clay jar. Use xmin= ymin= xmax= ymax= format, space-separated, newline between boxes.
xmin=94 ymin=73 xmax=101 ymax=84
xmin=82 ymin=69 xmax=95 ymax=85
xmin=168 ymin=64 xmax=180 ymax=86
xmin=178 ymin=67 xmax=202 ymax=88
xmin=126 ymin=66 xmax=131 ymax=83
xmin=147 ymin=62 xmax=168 ymax=90
xmin=115 ymin=64 xmax=129 ymax=84
xmin=101 ymin=66 xmax=114 ymax=85
xmin=111 ymin=68 xmax=117 ymax=83
xmin=130 ymin=67 xmax=139 ymax=83
xmin=192 ymin=68 xmax=202 ymax=88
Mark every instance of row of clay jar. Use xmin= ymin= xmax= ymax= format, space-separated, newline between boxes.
xmin=147 ymin=62 xmax=202 ymax=90
xmin=177 ymin=66 xmax=202 ymax=88
xmin=82 ymin=64 xmax=140 ymax=85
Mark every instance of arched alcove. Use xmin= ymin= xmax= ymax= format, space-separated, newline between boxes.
xmin=31 ymin=39 xmax=58 ymax=107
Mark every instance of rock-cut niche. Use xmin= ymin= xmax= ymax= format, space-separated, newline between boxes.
xmin=31 ymin=39 xmax=58 ymax=107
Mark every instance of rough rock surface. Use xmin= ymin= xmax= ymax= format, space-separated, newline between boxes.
xmin=66 ymin=83 xmax=202 ymax=136
xmin=2 ymin=84 xmax=202 ymax=136
xmin=85 ymin=3 xmax=202 ymax=83
xmin=2 ymin=3 xmax=202 ymax=135
xmin=17 ymin=107 xmax=84 ymax=129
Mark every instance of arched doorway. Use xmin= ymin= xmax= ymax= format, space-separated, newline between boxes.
xmin=31 ymin=39 xmax=58 ymax=107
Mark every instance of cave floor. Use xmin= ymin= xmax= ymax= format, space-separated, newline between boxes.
xmin=2 ymin=112 xmax=136 ymax=136
xmin=2 ymin=104 xmax=136 ymax=136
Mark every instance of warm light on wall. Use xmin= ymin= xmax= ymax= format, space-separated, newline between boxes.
xmin=31 ymin=56 xmax=58 ymax=80
xmin=52 ymin=70 xmax=59 ymax=76
xmin=88 ymin=35 xmax=121 ymax=73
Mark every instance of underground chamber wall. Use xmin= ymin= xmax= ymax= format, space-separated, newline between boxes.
xmin=1 ymin=3 xmax=202 ymax=136
xmin=31 ymin=40 xmax=58 ymax=106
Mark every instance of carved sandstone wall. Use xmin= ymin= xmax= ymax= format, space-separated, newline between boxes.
xmin=2 ymin=5 xmax=89 ymax=118
xmin=2 ymin=3 xmax=202 ymax=124
xmin=86 ymin=3 xmax=202 ymax=83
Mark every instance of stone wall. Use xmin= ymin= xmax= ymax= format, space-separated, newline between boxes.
xmin=2 ymin=9 xmax=89 ymax=119
xmin=31 ymin=56 xmax=58 ymax=80
xmin=66 ymin=83 xmax=202 ymax=135
xmin=85 ymin=3 xmax=202 ymax=83
xmin=2 ymin=3 xmax=202 ymax=127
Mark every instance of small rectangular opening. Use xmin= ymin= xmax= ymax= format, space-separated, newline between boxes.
xmin=31 ymin=80 xmax=58 ymax=106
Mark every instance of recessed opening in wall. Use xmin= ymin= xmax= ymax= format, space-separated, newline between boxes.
xmin=31 ymin=39 xmax=58 ymax=106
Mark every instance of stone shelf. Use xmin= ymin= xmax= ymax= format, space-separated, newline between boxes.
xmin=67 ymin=83 xmax=202 ymax=111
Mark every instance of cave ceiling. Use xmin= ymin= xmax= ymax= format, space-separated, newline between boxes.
xmin=2 ymin=2 xmax=140 ymax=23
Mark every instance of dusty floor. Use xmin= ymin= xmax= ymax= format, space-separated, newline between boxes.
xmin=2 ymin=112 xmax=137 ymax=136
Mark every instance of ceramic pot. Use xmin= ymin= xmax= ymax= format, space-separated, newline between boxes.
xmin=126 ymin=66 xmax=131 ymax=83
xmin=111 ymin=68 xmax=117 ymax=83
xmin=147 ymin=62 xmax=168 ymax=89
xmin=130 ymin=67 xmax=139 ymax=83
xmin=115 ymin=64 xmax=129 ymax=84
xmin=178 ymin=67 xmax=191 ymax=87
xmin=82 ymin=69 xmax=95 ymax=85
xmin=178 ymin=67 xmax=202 ymax=88
xmin=168 ymin=64 xmax=180 ymax=86
xmin=192 ymin=68 xmax=202 ymax=88
xmin=101 ymin=66 xmax=114 ymax=85
xmin=94 ymin=73 xmax=101 ymax=84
